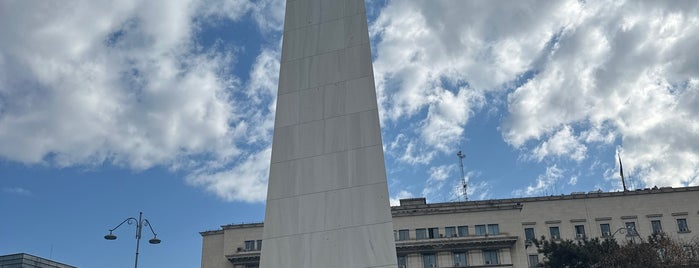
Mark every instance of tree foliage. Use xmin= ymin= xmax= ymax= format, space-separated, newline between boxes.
xmin=533 ymin=234 xmax=699 ymax=268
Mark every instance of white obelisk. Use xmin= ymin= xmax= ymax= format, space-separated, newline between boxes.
xmin=259 ymin=0 xmax=398 ymax=267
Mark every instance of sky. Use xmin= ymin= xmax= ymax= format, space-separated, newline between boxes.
xmin=1 ymin=0 xmax=698 ymax=267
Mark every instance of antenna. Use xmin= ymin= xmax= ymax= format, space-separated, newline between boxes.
xmin=457 ymin=151 xmax=468 ymax=201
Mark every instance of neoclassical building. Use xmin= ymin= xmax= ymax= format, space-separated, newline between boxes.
xmin=201 ymin=186 xmax=699 ymax=268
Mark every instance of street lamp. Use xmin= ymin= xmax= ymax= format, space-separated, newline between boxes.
xmin=104 ymin=212 xmax=161 ymax=268
xmin=610 ymin=226 xmax=641 ymax=243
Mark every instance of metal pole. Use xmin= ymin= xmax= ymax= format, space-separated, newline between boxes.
xmin=134 ymin=212 xmax=142 ymax=268
xmin=457 ymin=151 xmax=467 ymax=201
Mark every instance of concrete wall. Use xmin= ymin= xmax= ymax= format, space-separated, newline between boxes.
xmin=260 ymin=0 xmax=397 ymax=267
xmin=201 ymin=231 xmax=232 ymax=268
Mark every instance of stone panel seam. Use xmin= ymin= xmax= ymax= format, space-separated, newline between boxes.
xmin=277 ymin=73 xmax=373 ymax=97
xmin=267 ymin=180 xmax=388 ymax=202
xmin=264 ymin=220 xmax=393 ymax=240
xmin=279 ymin=41 xmax=369 ymax=65
xmin=270 ymin=138 xmax=382 ymax=164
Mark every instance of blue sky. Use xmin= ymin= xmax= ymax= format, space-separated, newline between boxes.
xmin=1 ymin=0 xmax=698 ymax=267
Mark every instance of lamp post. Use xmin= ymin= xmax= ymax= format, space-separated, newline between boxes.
xmin=104 ymin=212 xmax=161 ymax=268
xmin=610 ymin=226 xmax=641 ymax=243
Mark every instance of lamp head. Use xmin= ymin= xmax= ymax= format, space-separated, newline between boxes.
xmin=149 ymin=237 xmax=161 ymax=244
xmin=104 ymin=232 xmax=117 ymax=240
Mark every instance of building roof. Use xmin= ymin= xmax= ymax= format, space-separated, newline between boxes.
xmin=0 ymin=253 xmax=76 ymax=268
xmin=392 ymin=186 xmax=699 ymax=217
xmin=201 ymin=186 xmax=699 ymax=232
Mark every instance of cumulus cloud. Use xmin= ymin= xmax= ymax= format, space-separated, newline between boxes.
xmin=503 ymin=1 xmax=699 ymax=188
xmin=372 ymin=0 xmax=699 ymax=189
xmin=185 ymin=47 xmax=279 ymax=202
xmin=0 ymin=0 xmax=280 ymax=202
xmin=513 ymin=165 xmax=564 ymax=197
xmin=531 ymin=125 xmax=587 ymax=162
xmin=370 ymin=1 xmax=575 ymax=168
xmin=187 ymin=146 xmax=271 ymax=202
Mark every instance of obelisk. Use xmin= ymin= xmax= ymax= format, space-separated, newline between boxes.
xmin=259 ymin=0 xmax=398 ymax=267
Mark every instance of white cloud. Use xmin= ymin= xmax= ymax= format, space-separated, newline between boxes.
xmin=386 ymin=133 xmax=436 ymax=165
xmin=531 ymin=125 xmax=587 ymax=162
xmin=372 ymin=0 xmax=699 ymax=190
xmin=389 ymin=190 xmax=414 ymax=206
xmin=513 ymin=165 xmax=564 ymax=197
xmin=421 ymin=164 xmax=457 ymax=202
xmin=196 ymin=0 xmax=284 ymax=33
xmin=429 ymin=165 xmax=454 ymax=182
xmin=249 ymin=0 xmax=285 ymax=33
xmin=186 ymin=47 xmax=279 ymax=202
xmin=0 ymin=0 xmax=280 ymax=202
xmin=0 ymin=0 xmax=239 ymax=168
xmin=420 ymin=88 xmax=483 ymax=153
xmin=187 ymin=146 xmax=271 ymax=202
xmin=502 ymin=1 xmax=699 ymax=188
xmin=2 ymin=187 xmax=32 ymax=196
xmin=465 ymin=180 xmax=491 ymax=201
xmin=3 ymin=0 xmax=699 ymax=203
xmin=568 ymin=176 xmax=578 ymax=186
xmin=370 ymin=0 xmax=579 ymax=169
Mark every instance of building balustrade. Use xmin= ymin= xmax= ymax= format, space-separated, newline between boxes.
xmin=395 ymin=233 xmax=518 ymax=255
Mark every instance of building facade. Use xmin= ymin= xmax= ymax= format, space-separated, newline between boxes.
xmin=201 ymin=186 xmax=699 ymax=268
xmin=0 ymin=253 xmax=76 ymax=268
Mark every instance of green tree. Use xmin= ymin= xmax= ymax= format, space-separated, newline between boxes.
xmin=533 ymin=234 xmax=699 ymax=268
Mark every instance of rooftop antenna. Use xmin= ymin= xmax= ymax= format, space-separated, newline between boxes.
xmin=457 ymin=151 xmax=468 ymax=201
xmin=618 ymin=152 xmax=628 ymax=192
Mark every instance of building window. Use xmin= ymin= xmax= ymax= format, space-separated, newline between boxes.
xmin=651 ymin=220 xmax=663 ymax=234
xmin=397 ymin=255 xmax=407 ymax=268
xmin=677 ymin=219 xmax=690 ymax=233
xmin=256 ymin=240 xmax=262 ymax=250
xmin=245 ymin=265 xmax=258 ymax=268
xmin=488 ymin=224 xmax=500 ymax=235
xmin=445 ymin=226 xmax=457 ymax=237
xmin=528 ymin=254 xmax=539 ymax=267
xmin=423 ymin=253 xmax=436 ymax=268
xmin=483 ymin=249 xmax=499 ymax=265
xmin=416 ymin=228 xmax=427 ymax=240
xmin=244 ymin=240 xmax=255 ymax=251
xmin=524 ymin=228 xmax=535 ymax=242
xmin=625 ymin=222 xmax=638 ymax=236
xmin=428 ymin=227 xmax=440 ymax=238
xmin=549 ymin=226 xmax=560 ymax=240
xmin=458 ymin=226 xmax=469 ymax=237
xmin=398 ymin=229 xmax=410 ymax=240
xmin=575 ymin=225 xmax=586 ymax=239
xmin=475 ymin=225 xmax=486 ymax=235
xmin=453 ymin=252 xmax=467 ymax=267
xmin=600 ymin=223 xmax=611 ymax=237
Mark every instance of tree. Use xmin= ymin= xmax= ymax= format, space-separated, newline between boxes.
xmin=533 ymin=234 xmax=699 ymax=268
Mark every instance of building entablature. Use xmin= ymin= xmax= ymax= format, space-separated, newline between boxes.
xmin=392 ymin=200 xmax=523 ymax=217
xmin=225 ymin=251 xmax=260 ymax=265
xmin=395 ymin=235 xmax=518 ymax=254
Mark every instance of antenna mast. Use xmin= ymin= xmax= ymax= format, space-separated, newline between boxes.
xmin=457 ymin=151 xmax=468 ymax=201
